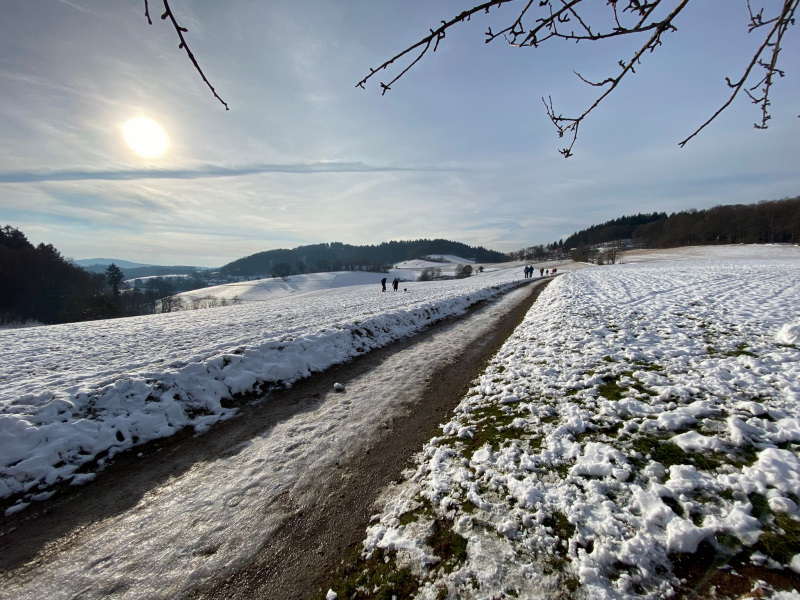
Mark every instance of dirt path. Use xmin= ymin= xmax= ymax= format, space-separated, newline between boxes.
xmin=0 ymin=278 xmax=551 ymax=599
xmin=191 ymin=280 xmax=551 ymax=600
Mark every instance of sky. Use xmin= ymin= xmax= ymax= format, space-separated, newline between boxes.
xmin=0 ymin=0 xmax=798 ymax=267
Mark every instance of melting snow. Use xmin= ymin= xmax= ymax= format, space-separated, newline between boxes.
xmin=348 ymin=245 xmax=800 ymax=599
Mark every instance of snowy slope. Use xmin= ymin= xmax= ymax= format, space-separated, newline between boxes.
xmin=177 ymin=271 xmax=390 ymax=303
xmin=0 ymin=266 xmax=531 ymax=510
xmin=330 ymin=245 xmax=800 ymax=599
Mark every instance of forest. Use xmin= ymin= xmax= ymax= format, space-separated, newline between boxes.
xmin=0 ymin=226 xmax=188 ymax=325
xmin=524 ymin=197 xmax=800 ymax=262
xmin=632 ymin=197 xmax=800 ymax=248
xmin=219 ymin=239 xmax=507 ymax=278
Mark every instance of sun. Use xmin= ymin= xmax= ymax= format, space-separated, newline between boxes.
xmin=122 ymin=117 xmax=169 ymax=158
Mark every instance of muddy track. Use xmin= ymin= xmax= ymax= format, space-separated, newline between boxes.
xmin=192 ymin=280 xmax=551 ymax=600
xmin=0 ymin=279 xmax=551 ymax=598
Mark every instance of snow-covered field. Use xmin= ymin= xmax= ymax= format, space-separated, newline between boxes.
xmin=0 ymin=265 xmax=531 ymax=511
xmin=177 ymin=271 xmax=390 ymax=304
xmin=327 ymin=245 xmax=800 ymax=599
xmin=177 ymin=255 xmax=514 ymax=305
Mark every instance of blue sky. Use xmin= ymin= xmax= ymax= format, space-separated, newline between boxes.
xmin=1 ymin=0 xmax=798 ymax=266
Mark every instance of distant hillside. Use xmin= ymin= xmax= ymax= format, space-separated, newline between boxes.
xmin=80 ymin=263 xmax=206 ymax=279
xmin=633 ymin=196 xmax=800 ymax=248
xmin=74 ymin=258 xmax=153 ymax=269
xmin=554 ymin=196 xmax=800 ymax=252
xmin=220 ymin=239 xmax=507 ymax=278
xmin=561 ymin=213 xmax=666 ymax=249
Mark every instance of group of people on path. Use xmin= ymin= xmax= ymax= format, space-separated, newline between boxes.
xmin=523 ymin=266 xmax=557 ymax=278
xmin=381 ymin=277 xmax=400 ymax=292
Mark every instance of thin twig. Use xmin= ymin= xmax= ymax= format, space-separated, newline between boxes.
xmin=679 ymin=0 xmax=797 ymax=147
xmin=144 ymin=0 xmax=229 ymax=110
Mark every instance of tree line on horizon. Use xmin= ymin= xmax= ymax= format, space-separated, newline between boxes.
xmin=219 ymin=239 xmax=507 ymax=278
xmin=511 ymin=197 xmax=800 ymax=262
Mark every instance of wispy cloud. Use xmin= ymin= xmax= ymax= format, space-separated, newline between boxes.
xmin=0 ymin=162 xmax=453 ymax=183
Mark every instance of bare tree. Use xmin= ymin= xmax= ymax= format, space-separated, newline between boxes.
xmin=357 ymin=0 xmax=797 ymax=157
xmin=605 ymin=240 xmax=623 ymax=265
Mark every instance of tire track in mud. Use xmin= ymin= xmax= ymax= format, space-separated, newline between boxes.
xmin=192 ymin=279 xmax=552 ymax=600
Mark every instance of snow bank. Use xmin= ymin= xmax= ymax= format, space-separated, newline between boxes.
xmin=1 ymin=268 xmax=528 ymax=508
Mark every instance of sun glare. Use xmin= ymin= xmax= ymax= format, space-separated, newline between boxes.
xmin=122 ymin=117 xmax=169 ymax=158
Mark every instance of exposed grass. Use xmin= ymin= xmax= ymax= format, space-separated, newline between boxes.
xmin=426 ymin=519 xmax=468 ymax=572
xmin=757 ymin=514 xmax=800 ymax=564
xmin=749 ymin=492 xmax=770 ymax=521
xmin=630 ymin=435 xmax=723 ymax=471
xmin=597 ymin=372 xmax=655 ymax=401
xmin=633 ymin=359 xmax=662 ymax=372
xmin=725 ymin=344 xmax=757 ymax=358
xmin=398 ymin=496 xmax=435 ymax=526
xmin=729 ymin=443 xmax=760 ymax=467
xmin=662 ymin=495 xmax=685 ymax=518
xmin=543 ymin=511 xmax=576 ymax=545
xmin=460 ymin=405 xmax=519 ymax=459
xmin=320 ymin=547 xmax=419 ymax=600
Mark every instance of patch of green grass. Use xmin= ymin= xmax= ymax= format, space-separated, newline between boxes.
xmin=598 ymin=375 xmax=626 ymax=401
xmin=630 ymin=435 xmax=723 ymax=471
xmin=715 ymin=531 xmax=740 ymax=552
xmin=540 ymin=413 xmax=560 ymax=425
xmin=542 ymin=553 xmax=570 ymax=575
xmin=597 ymin=372 xmax=655 ymax=401
xmin=320 ymin=547 xmax=419 ymax=600
xmin=426 ymin=519 xmax=468 ymax=572
xmin=543 ymin=511 xmax=576 ymax=543
xmin=662 ymin=496 xmax=685 ymax=518
xmin=554 ymin=461 xmax=572 ymax=478
xmin=633 ymin=360 xmax=662 ymax=372
xmin=729 ymin=443 xmax=760 ymax=467
xmin=398 ymin=496 xmax=435 ymax=526
xmin=460 ymin=404 xmax=520 ymax=459
xmin=725 ymin=344 xmax=757 ymax=358
xmin=757 ymin=514 xmax=800 ymax=564
xmin=576 ymin=420 xmax=624 ymax=444
xmin=749 ymin=492 xmax=770 ymax=521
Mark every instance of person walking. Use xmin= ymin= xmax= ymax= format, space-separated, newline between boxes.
xmin=381 ymin=277 xmax=387 ymax=292
xmin=392 ymin=277 xmax=399 ymax=291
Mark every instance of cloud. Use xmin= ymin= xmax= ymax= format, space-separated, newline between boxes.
xmin=0 ymin=161 xmax=452 ymax=184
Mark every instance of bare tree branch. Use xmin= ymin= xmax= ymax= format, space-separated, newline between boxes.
xmin=355 ymin=1 xmax=518 ymax=93
xmin=679 ymin=0 xmax=797 ymax=147
xmin=359 ymin=0 xmax=797 ymax=157
xmin=144 ymin=0 xmax=228 ymax=110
